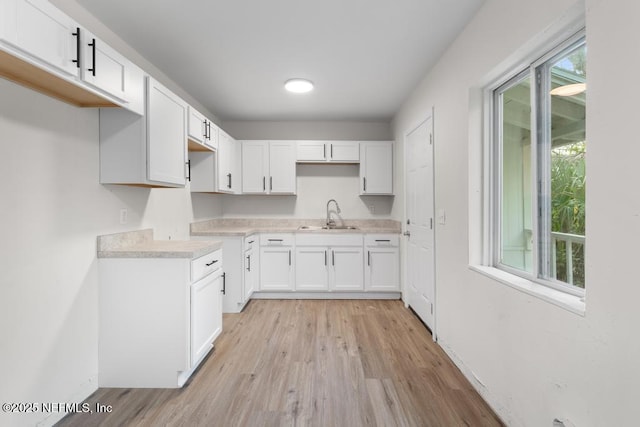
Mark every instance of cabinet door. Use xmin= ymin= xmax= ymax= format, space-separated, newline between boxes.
xmin=242 ymin=141 xmax=269 ymax=193
xmin=295 ymin=247 xmax=329 ymax=291
xmin=190 ymin=272 xmax=222 ymax=367
xmin=81 ymin=29 xmax=127 ymax=102
xmin=147 ymin=77 xmax=187 ymax=186
xmin=330 ymin=247 xmax=364 ymax=291
xmin=217 ymin=130 xmax=238 ymax=193
xmin=360 ymin=142 xmax=393 ymax=195
xmin=4 ymin=0 xmax=79 ymax=77
xmin=329 ymin=141 xmax=359 ymax=162
xmin=365 ymin=248 xmax=400 ymax=291
xmin=188 ymin=107 xmax=206 ymax=145
xmin=244 ymin=248 xmax=257 ymax=300
xmin=269 ymin=141 xmax=296 ymax=194
xmin=260 ymin=247 xmax=294 ymax=291
xmin=296 ymin=140 xmax=327 ymax=162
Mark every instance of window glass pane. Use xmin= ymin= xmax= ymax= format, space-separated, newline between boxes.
xmin=500 ymin=76 xmax=533 ymax=273
xmin=549 ymin=43 xmax=586 ymax=288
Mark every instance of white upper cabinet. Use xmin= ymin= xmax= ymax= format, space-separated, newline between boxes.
xmin=80 ymin=28 xmax=128 ymax=103
xmin=242 ymin=140 xmax=296 ymax=195
xmin=147 ymin=78 xmax=188 ymax=185
xmin=0 ymin=0 xmax=143 ymax=113
xmin=188 ymin=106 xmax=217 ymax=152
xmin=100 ymin=76 xmax=188 ymax=187
xmin=217 ymin=129 xmax=240 ymax=194
xmin=296 ymin=141 xmax=359 ymax=163
xmin=360 ymin=141 xmax=393 ymax=195
xmin=2 ymin=0 xmax=79 ymax=77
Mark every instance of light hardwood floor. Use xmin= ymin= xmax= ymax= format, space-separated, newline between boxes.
xmin=59 ymin=299 xmax=503 ymax=426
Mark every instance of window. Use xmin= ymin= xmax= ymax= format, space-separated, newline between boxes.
xmin=492 ymin=32 xmax=586 ymax=295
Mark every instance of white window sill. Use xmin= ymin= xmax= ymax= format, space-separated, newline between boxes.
xmin=469 ymin=265 xmax=585 ymax=316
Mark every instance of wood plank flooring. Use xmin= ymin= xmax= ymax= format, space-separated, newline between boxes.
xmin=58 ymin=300 xmax=503 ymax=426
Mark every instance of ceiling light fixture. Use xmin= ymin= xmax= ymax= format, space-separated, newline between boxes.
xmin=285 ymin=78 xmax=314 ymax=93
xmin=550 ymin=83 xmax=586 ymax=97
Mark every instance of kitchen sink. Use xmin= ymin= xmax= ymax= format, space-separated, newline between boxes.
xmin=297 ymin=225 xmax=359 ymax=231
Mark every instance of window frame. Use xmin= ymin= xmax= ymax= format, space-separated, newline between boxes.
xmin=488 ymin=30 xmax=586 ymax=298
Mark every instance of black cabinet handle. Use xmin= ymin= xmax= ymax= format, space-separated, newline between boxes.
xmin=263 ymin=176 xmax=266 ymax=191
xmin=186 ymin=160 xmax=191 ymax=182
xmin=330 ymin=144 xmax=333 ymax=159
xmin=270 ymin=176 xmax=273 ymax=191
xmin=268 ymin=239 xmax=283 ymax=242
xmin=323 ymin=144 xmax=326 ymax=159
xmin=246 ymin=255 xmax=251 ymax=271
xmin=221 ymin=272 xmax=226 ymax=295
xmin=289 ymin=250 xmax=292 ymax=266
xmin=332 ymin=250 xmax=335 ymax=266
xmin=203 ymin=120 xmax=208 ymax=140
xmin=375 ymin=239 xmax=390 ymax=242
xmin=205 ymin=259 xmax=218 ymax=267
xmin=227 ymin=173 xmax=232 ymax=189
xmin=368 ymin=251 xmax=371 ymax=266
xmin=363 ymin=177 xmax=367 ymax=192
xmin=72 ymin=27 xmax=81 ymax=68
xmin=248 ymin=240 xmax=255 ymax=244
xmin=324 ymin=250 xmax=327 ymax=266
xmin=88 ymin=38 xmax=96 ymax=76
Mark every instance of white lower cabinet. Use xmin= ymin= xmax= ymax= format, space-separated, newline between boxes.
xmin=364 ymin=234 xmax=400 ymax=291
xmin=260 ymin=234 xmax=294 ymax=291
xmin=192 ymin=235 xmax=254 ymax=313
xmin=295 ymin=234 xmax=364 ymax=292
xmin=99 ymin=249 xmax=223 ymax=388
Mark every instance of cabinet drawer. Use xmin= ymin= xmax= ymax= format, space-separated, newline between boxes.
xmin=260 ymin=234 xmax=294 ymax=246
xmin=191 ymin=249 xmax=222 ymax=282
xmin=296 ymin=233 xmax=363 ymax=247
xmin=244 ymin=234 xmax=258 ymax=251
xmin=364 ymin=234 xmax=399 ymax=247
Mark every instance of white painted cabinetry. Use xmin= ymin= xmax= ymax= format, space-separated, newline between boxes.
xmin=0 ymin=0 xmax=144 ymax=113
xmin=244 ymin=235 xmax=258 ymax=300
xmin=188 ymin=107 xmax=217 ymax=151
xmin=260 ymin=234 xmax=295 ymax=291
xmin=360 ymin=141 xmax=393 ymax=195
xmin=99 ymin=76 xmax=188 ymax=187
xmin=296 ymin=141 xmax=359 ymax=163
xmin=295 ymin=234 xmax=364 ymax=292
xmin=217 ymin=129 xmax=241 ymax=194
xmin=99 ymin=249 xmax=223 ymax=388
xmin=364 ymin=234 xmax=400 ymax=291
xmin=242 ymin=140 xmax=296 ymax=194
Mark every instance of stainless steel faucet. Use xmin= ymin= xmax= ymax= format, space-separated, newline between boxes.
xmin=326 ymin=199 xmax=341 ymax=228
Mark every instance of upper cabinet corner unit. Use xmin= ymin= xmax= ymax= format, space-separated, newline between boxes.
xmin=100 ymin=76 xmax=189 ymax=188
xmin=0 ymin=0 xmax=144 ymax=115
xmin=242 ymin=140 xmax=296 ymax=195
xmin=296 ymin=140 xmax=360 ymax=163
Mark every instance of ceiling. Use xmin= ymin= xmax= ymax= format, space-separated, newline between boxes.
xmin=76 ymin=0 xmax=485 ymax=122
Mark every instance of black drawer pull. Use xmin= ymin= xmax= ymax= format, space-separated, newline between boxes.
xmin=205 ymin=259 xmax=218 ymax=266
xmin=375 ymin=239 xmax=391 ymax=242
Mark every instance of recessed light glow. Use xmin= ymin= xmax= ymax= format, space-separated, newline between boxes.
xmin=285 ymin=78 xmax=314 ymax=93
xmin=550 ymin=83 xmax=586 ymax=96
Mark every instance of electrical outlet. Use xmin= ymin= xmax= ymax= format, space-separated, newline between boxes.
xmin=119 ymin=209 xmax=128 ymax=224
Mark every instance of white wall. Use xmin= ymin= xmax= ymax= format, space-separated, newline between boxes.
xmin=392 ymin=0 xmax=640 ymax=425
xmin=220 ymin=120 xmax=395 ymax=219
xmin=0 ymin=79 xmax=221 ymax=427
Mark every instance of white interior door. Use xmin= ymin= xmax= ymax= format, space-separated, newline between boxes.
xmin=405 ymin=115 xmax=435 ymax=331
